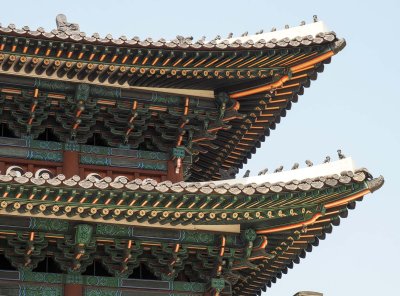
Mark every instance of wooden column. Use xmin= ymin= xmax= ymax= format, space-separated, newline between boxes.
xmin=167 ymin=160 xmax=183 ymax=183
xmin=64 ymin=283 xmax=83 ymax=296
xmin=0 ymin=161 xmax=5 ymax=174
xmin=63 ymin=150 xmax=79 ymax=178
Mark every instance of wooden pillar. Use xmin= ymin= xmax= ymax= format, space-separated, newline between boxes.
xmin=0 ymin=161 xmax=5 ymax=174
xmin=64 ymin=283 xmax=83 ymax=296
xmin=167 ymin=160 xmax=183 ymax=183
xmin=63 ymin=150 xmax=79 ymax=178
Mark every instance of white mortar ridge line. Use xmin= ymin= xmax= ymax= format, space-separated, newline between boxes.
xmin=197 ymin=158 xmax=356 ymax=186
xmin=219 ymin=21 xmax=330 ymax=44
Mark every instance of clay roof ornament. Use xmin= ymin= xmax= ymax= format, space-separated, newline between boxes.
xmin=258 ymin=168 xmax=268 ymax=176
xmin=219 ymin=167 xmax=237 ymax=180
xmin=291 ymin=163 xmax=299 ymax=170
xmin=56 ymin=14 xmax=80 ymax=35
xmin=176 ymin=35 xmax=193 ymax=45
xmin=324 ymin=156 xmax=331 ymax=163
xmin=337 ymin=149 xmax=346 ymax=159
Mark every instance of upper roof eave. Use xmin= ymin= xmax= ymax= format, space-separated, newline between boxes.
xmin=0 ymin=21 xmax=338 ymax=51
xmin=0 ymin=159 xmax=383 ymax=196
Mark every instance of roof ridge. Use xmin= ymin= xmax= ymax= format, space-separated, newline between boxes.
xmin=0 ymin=15 xmax=338 ymax=50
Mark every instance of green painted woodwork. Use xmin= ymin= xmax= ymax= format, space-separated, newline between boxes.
xmin=0 ymin=41 xmax=327 ymax=183
xmin=28 ymin=139 xmax=63 ymax=150
xmin=90 ymin=85 xmax=122 ymax=100
xmin=32 ymin=79 xmax=122 ymax=100
xmin=54 ymin=229 xmax=97 ymax=274
xmin=102 ymin=239 xmax=142 ymax=277
xmin=173 ymin=147 xmax=185 ymax=159
xmin=84 ymin=276 xmax=122 ymax=287
xmin=80 ymin=155 xmax=112 ymax=166
xmin=20 ymin=270 xmax=63 ymax=284
xmin=33 ymin=78 xmax=121 ymax=99
xmin=0 ymin=181 xmax=366 ymax=228
xmin=137 ymin=150 xmax=168 ymax=161
xmin=64 ymin=141 xmax=81 ymax=152
xmin=7 ymin=89 xmax=51 ymax=138
xmin=34 ymin=78 xmax=75 ymax=93
xmin=147 ymin=243 xmax=189 ymax=280
xmin=96 ymin=224 xmax=134 ymax=237
xmin=80 ymin=155 xmax=167 ymax=171
xmin=0 ymin=159 xmax=370 ymax=291
xmin=81 ymin=145 xmax=112 ymax=155
xmin=242 ymin=229 xmax=257 ymax=242
xmin=172 ymin=282 xmax=205 ymax=292
xmin=65 ymin=272 xmax=85 ymax=284
xmin=0 ymin=136 xmax=169 ymax=171
xmin=95 ymin=224 xmax=244 ymax=248
xmin=2 ymin=36 xmax=306 ymax=88
xmin=211 ymin=278 xmax=225 ymax=291
xmin=85 ymin=288 xmax=122 ymax=296
xmin=0 ymin=136 xmax=168 ymax=161
xmin=19 ymin=270 xmax=122 ymax=287
xmin=19 ymin=285 xmax=63 ymax=296
xmin=17 ymin=270 xmax=206 ymax=291
xmin=27 ymin=150 xmax=63 ymax=161
xmin=5 ymin=231 xmax=47 ymax=271
xmin=75 ymin=84 xmax=90 ymax=103
xmin=180 ymin=230 xmax=215 ymax=245
xmin=0 ymin=69 xmax=241 ymax=161
xmin=75 ymin=224 xmax=94 ymax=245
xmin=29 ymin=217 xmax=70 ymax=232
xmin=0 ymin=145 xmax=63 ymax=162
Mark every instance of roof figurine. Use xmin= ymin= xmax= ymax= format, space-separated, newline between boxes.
xmin=55 ymin=13 xmax=80 ymax=34
xmin=292 ymin=162 xmax=300 ymax=170
xmin=338 ymin=149 xmax=346 ymax=159
xmin=258 ymin=168 xmax=268 ymax=175
xmin=219 ymin=167 xmax=238 ymax=180
xmin=324 ymin=156 xmax=331 ymax=163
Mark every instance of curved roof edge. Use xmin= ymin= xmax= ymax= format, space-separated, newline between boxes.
xmin=210 ymin=158 xmax=356 ymax=186
xmin=222 ymin=21 xmax=330 ymax=45
xmin=0 ymin=16 xmax=338 ymax=50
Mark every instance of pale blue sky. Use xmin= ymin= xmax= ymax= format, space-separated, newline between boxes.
xmin=1 ymin=1 xmax=398 ymax=295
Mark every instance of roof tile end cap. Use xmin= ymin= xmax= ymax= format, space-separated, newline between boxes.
xmin=331 ymin=38 xmax=346 ymax=54
xmin=366 ymin=175 xmax=384 ymax=193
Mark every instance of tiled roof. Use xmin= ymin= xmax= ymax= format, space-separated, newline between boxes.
xmin=0 ymin=21 xmax=338 ymax=50
xmin=0 ymin=160 xmax=381 ymax=196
